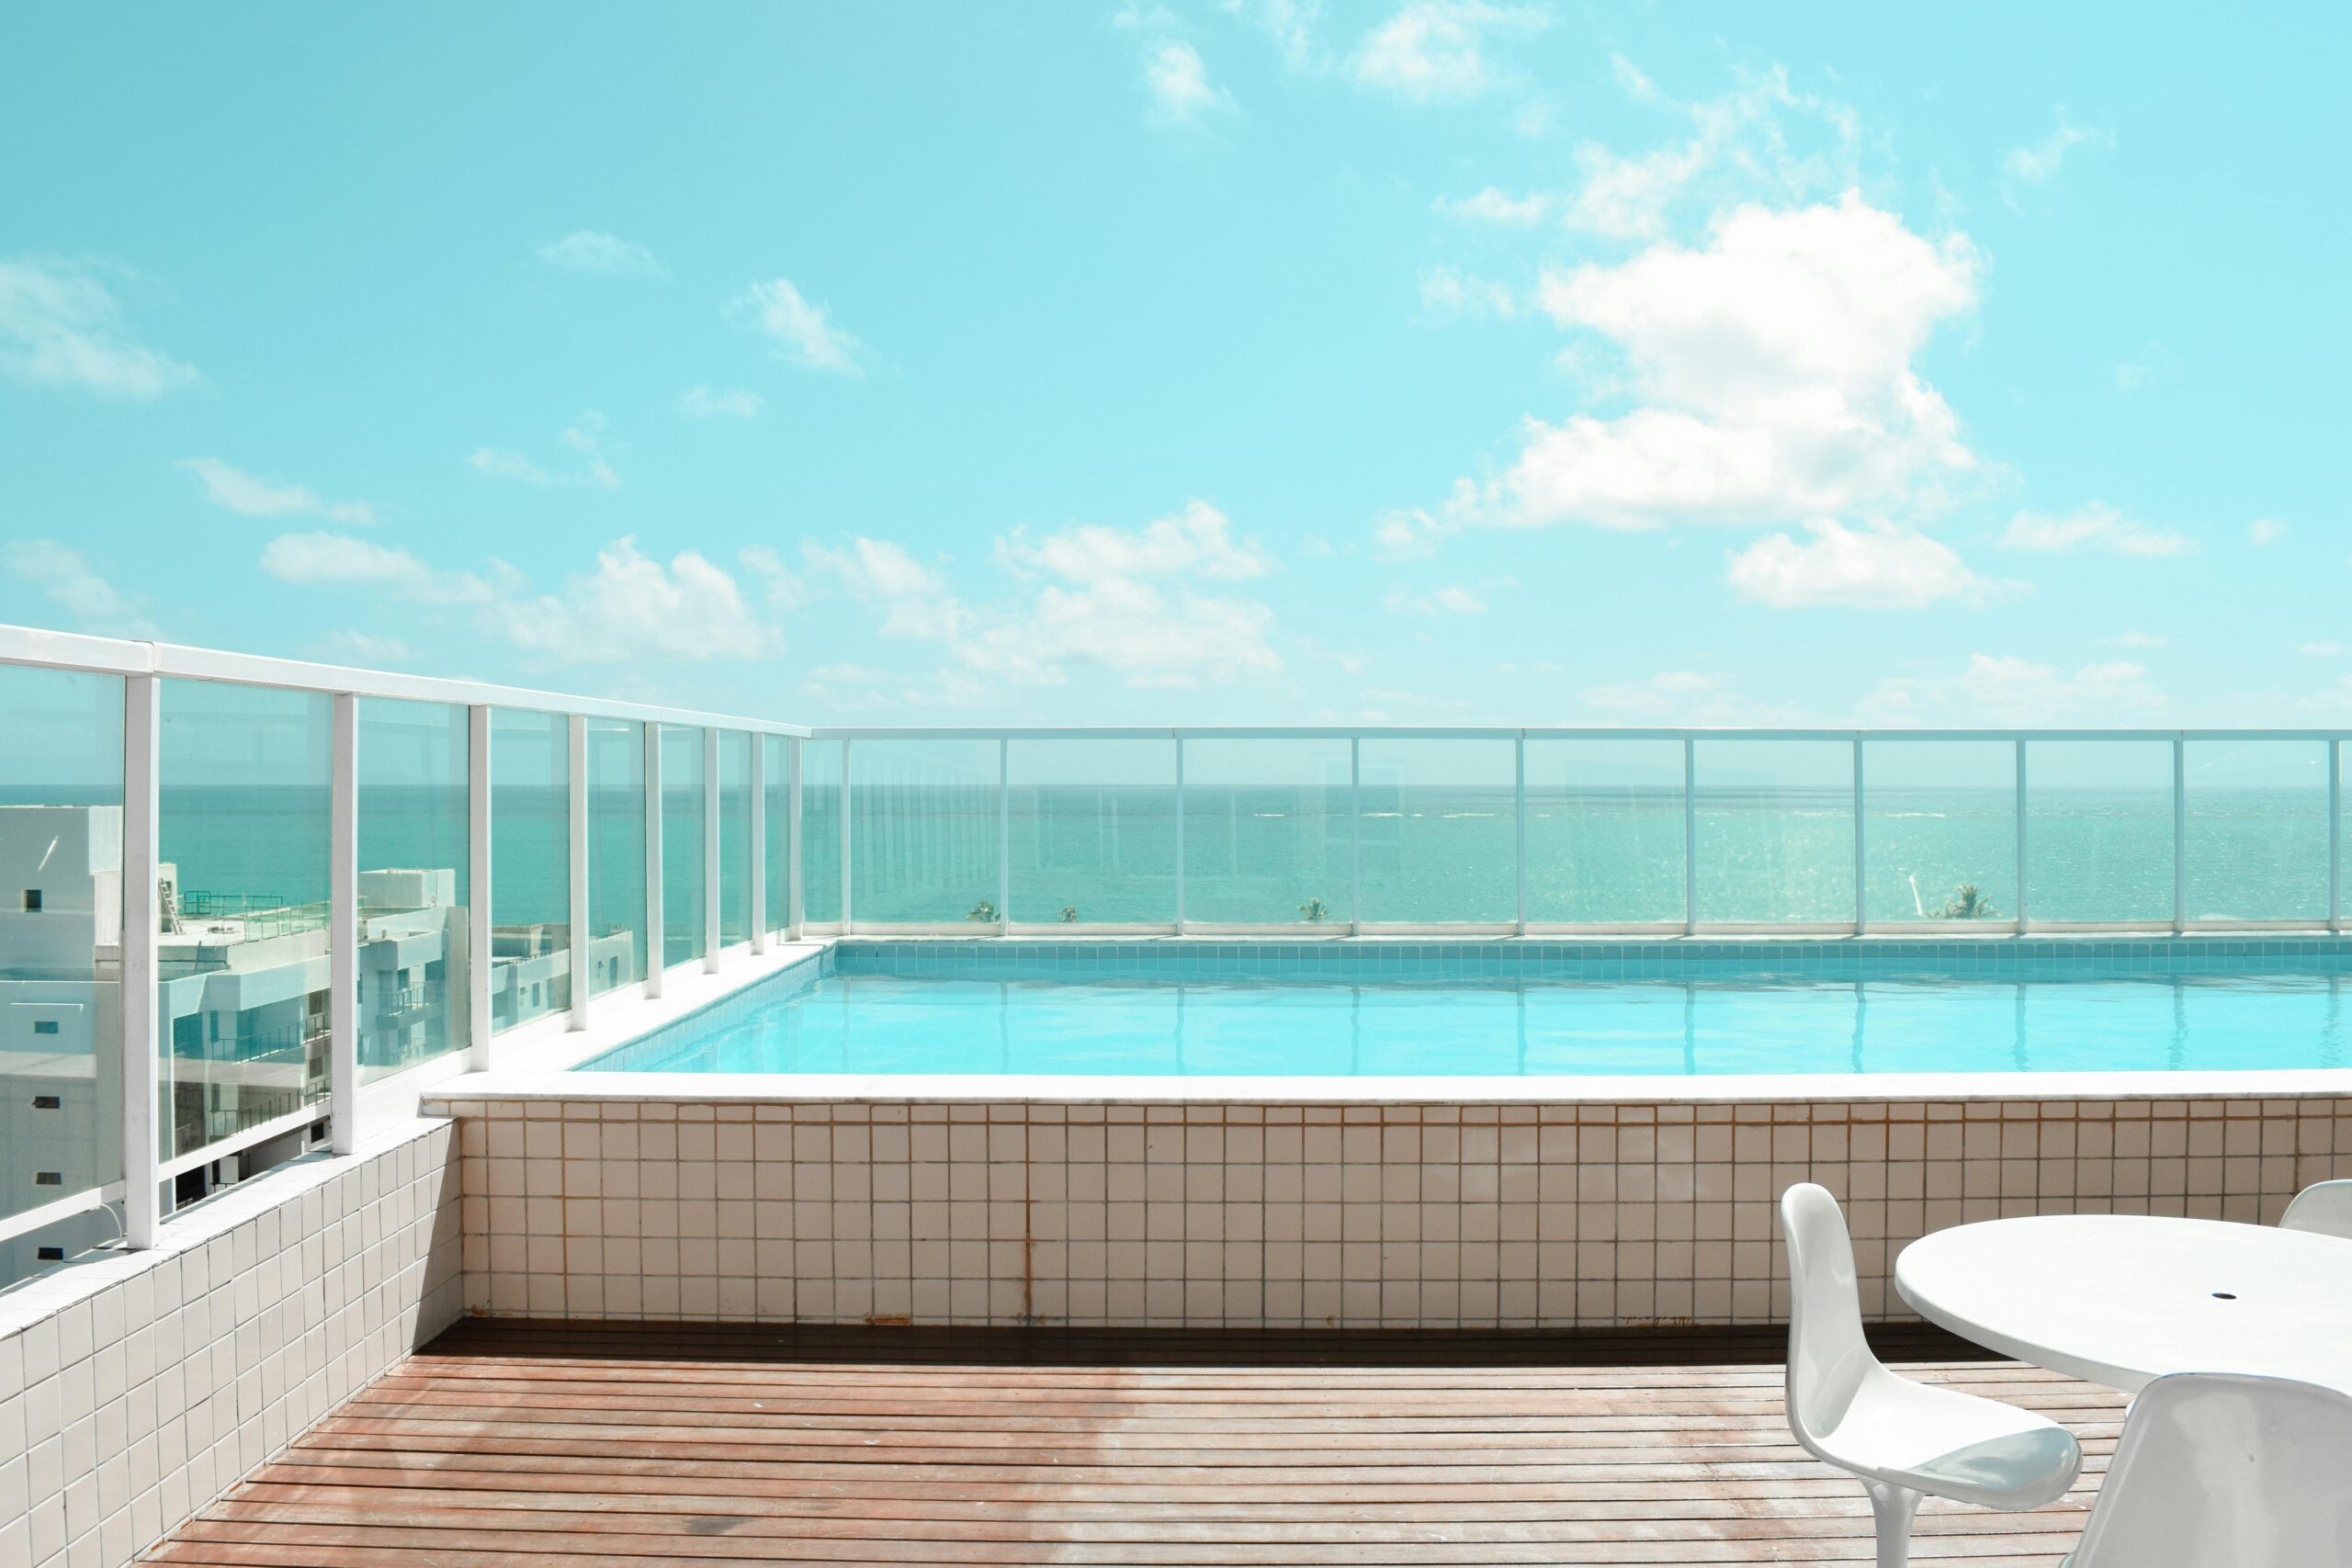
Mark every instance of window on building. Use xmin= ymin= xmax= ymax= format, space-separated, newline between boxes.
xmin=20 ymin=888 xmax=40 ymax=911
xmin=31 ymin=1020 xmax=59 ymax=1035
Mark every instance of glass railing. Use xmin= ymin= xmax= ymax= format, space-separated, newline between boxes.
xmin=809 ymin=729 xmax=2349 ymax=936
xmin=0 ymin=623 xmax=808 ymax=1291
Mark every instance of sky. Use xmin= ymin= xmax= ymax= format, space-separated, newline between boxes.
xmin=1 ymin=2 xmax=2346 ymax=729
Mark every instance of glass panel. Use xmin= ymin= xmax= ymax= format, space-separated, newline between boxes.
xmin=1356 ymin=740 xmax=1516 ymax=923
xmin=356 ymin=699 xmax=469 ymax=1080
xmin=1007 ymin=740 xmax=1176 ymax=925
xmin=1862 ymin=740 xmax=2018 ymax=924
xmin=0 ymin=667 xmax=124 ymax=1284
xmin=661 ymin=726 xmax=706 ymax=966
xmin=491 ymin=710 xmax=570 ymax=1032
xmin=2185 ymin=739 xmax=2328 ymax=921
xmin=763 ymin=737 xmax=791 ymax=936
xmin=718 ymin=731 xmax=751 ymax=947
xmin=849 ymin=739 xmax=1000 ymax=925
xmin=159 ymin=679 xmax=330 ymax=1160
xmin=800 ymin=739 xmax=842 ymax=929
xmin=586 ymin=719 xmax=646 ymax=998
xmin=1524 ymin=739 xmax=1684 ymax=924
xmin=2027 ymin=740 xmax=2175 ymax=923
xmin=1693 ymin=740 xmax=1854 ymax=923
xmin=1181 ymin=739 xmax=1351 ymax=926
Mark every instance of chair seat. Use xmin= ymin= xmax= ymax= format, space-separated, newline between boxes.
xmin=1807 ymin=1367 xmax=2082 ymax=1511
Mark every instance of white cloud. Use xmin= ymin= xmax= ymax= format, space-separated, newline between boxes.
xmin=2249 ymin=517 xmax=2287 ymax=546
xmin=263 ymin=532 xmax=789 ymax=666
xmin=1581 ymin=669 xmax=1753 ymax=723
xmin=1349 ymin=1 xmax=1549 ymax=102
xmin=178 ymin=457 xmax=375 ymax=525
xmin=809 ymin=501 xmax=1282 ymax=690
xmin=535 ymin=231 xmax=666 ymax=278
xmin=1726 ymin=520 xmax=1990 ymax=608
xmin=2003 ymin=110 xmax=2112 ymax=186
xmin=1434 ymin=186 xmax=1550 ymax=225
xmin=1493 ymin=194 xmax=1979 ymax=533
xmin=679 ymin=386 xmax=763 ymax=419
xmin=730 ymin=278 xmax=862 ymax=376
xmin=1417 ymin=265 xmax=1517 ymax=321
xmin=4 ymin=539 xmax=158 ymax=637
xmin=2000 ymin=503 xmax=2189 ymax=558
xmin=1222 ymin=0 xmax=1327 ymax=71
xmin=259 ymin=532 xmax=496 ymax=605
xmin=0 ymin=257 xmax=197 ymax=399
xmin=2300 ymin=641 xmax=2346 ymax=658
xmin=500 ymin=538 xmax=782 ymax=664
xmin=1145 ymin=40 xmax=1229 ymax=125
xmin=467 ymin=411 xmax=620 ymax=487
xmin=1384 ymin=583 xmax=1487 ymax=615
xmin=1859 ymin=652 xmax=2166 ymax=727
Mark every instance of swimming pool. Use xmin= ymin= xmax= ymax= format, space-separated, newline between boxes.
xmin=580 ymin=939 xmax=2352 ymax=1077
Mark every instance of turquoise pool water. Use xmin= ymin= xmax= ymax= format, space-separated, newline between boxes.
xmin=584 ymin=944 xmax=2352 ymax=1077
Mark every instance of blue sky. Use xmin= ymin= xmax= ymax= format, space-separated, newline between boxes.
xmin=2 ymin=2 xmax=2345 ymax=727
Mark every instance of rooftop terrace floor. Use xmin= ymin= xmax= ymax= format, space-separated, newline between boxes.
xmin=144 ymin=1320 xmax=2123 ymax=1566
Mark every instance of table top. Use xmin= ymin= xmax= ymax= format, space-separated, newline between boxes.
xmin=1894 ymin=1213 xmax=2352 ymax=1394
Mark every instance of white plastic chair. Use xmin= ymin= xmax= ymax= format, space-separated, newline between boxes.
xmin=1780 ymin=1183 xmax=2082 ymax=1568
xmin=2063 ymin=1372 xmax=2352 ymax=1567
xmin=2278 ymin=1179 xmax=2352 ymax=1239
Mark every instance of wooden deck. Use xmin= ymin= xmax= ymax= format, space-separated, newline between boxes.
xmin=146 ymin=1319 xmax=2124 ymax=1566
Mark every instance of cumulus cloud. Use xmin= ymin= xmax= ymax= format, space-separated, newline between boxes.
xmin=1490 ymin=194 xmax=1979 ymax=534
xmin=1349 ymin=1 xmax=1549 ymax=101
xmin=0 ymin=257 xmax=197 ymax=399
xmin=1145 ymin=40 xmax=1229 ymax=125
xmin=808 ymin=501 xmax=1282 ymax=690
xmin=679 ymin=386 xmax=763 ymax=419
xmin=1726 ymin=520 xmax=1993 ymax=608
xmin=1418 ymin=265 xmax=1517 ymax=321
xmin=2000 ymin=503 xmax=2189 ymax=557
xmin=1434 ymin=186 xmax=1550 ymax=225
xmin=4 ymin=539 xmax=158 ymax=637
xmin=535 ymin=231 xmax=666 ymax=277
xmin=261 ymin=532 xmax=789 ymax=666
xmin=468 ymin=412 xmax=621 ymax=487
xmin=178 ymin=457 xmax=375 ymax=525
xmin=730 ymin=277 xmax=862 ymax=376
xmin=2002 ymin=110 xmax=2112 ymax=187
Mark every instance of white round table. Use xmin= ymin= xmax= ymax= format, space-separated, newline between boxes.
xmin=1894 ymin=1214 xmax=2352 ymax=1394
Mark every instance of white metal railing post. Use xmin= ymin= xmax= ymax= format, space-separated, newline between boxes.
xmin=840 ymin=739 xmax=854 ymax=932
xmin=1174 ymin=737 xmax=1187 ymax=934
xmin=2331 ymin=739 xmax=2343 ymax=934
xmin=2015 ymin=739 xmax=2030 ymax=933
xmin=1349 ymin=737 xmax=1362 ymax=936
xmin=328 ymin=693 xmax=358 ymax=1152
xmin=120 ymin=673 xmax=161 ymax=1248
xmin=1682 ymin=738 xmax=1698 ymax=937
xmin=1513 ymin=733 xmax=1527 ymax=936
xmin=567 ymin=714 xmax=590 ymax=1029
xmin=786 ymin=738 xmax=804 ymax=938
xmin=749 ymin=735 xmax=767 ymax=953
xmin=1851 ymin=736 xmax=1866 ymax=936
xmin=644 ymin=726 xmax=664 ymax=998
xmin=997 ymin=739 xmax=1010 ymax=933
xmin=466 ymin=705 xmax=493 ymax=1068
xmin=2172 ymin=734 xmax=2188 ymax=934
xmin=703 ymin=727 xmax=720 ymax=972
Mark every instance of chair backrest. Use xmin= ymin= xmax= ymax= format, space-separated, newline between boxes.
xmin=2278 ymin=1179 xmax=2352 ymax=1240
xmin=2069 ymin=1372 xmax=2352 ymax=1568
xmin=1779 ymin=1182 xmax=1877 ymax=1450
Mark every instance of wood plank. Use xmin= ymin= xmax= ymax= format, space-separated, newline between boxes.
xmin=142 ymin=1318 xmax=2122 ymax=1567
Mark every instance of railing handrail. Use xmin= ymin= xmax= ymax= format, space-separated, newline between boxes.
xmin=812 ymin=725 xmax=2352 ymax=741
xmin=0 ymin=623 xmax=810 ymax=738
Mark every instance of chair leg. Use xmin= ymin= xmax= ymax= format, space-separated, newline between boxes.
xmin=1862 ymin=1480 xmax=1922 ymax=1568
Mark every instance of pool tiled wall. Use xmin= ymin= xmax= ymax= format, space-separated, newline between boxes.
xmin=424 ymin=1091 xmax=2352 ymax=1329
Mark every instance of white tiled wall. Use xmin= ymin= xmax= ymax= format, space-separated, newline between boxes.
xmin=0 ymin=1118 xmax=461 ymax=1568
xmin=430 ymin=1093 xmax=2352 ymax=1329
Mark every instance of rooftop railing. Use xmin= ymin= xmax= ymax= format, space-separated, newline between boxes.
xmin=0 ymin=620 xmax=2347 ymax=1288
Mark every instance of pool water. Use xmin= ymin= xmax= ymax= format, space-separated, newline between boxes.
xmin=585 ymin=971 xmax=2352 ymax=1077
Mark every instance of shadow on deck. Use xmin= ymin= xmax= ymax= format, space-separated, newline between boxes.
xmin=145 ymin=1319 xmax=2123 ymax=1565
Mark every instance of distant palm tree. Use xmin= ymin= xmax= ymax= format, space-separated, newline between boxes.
xmin=1932 ymin=883 xmax=2000 ymax=919
xmin=966 ymin=899 xmax=998 ymax=922
xmin=1299 ymin=897 xmax=1331 ymax=923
